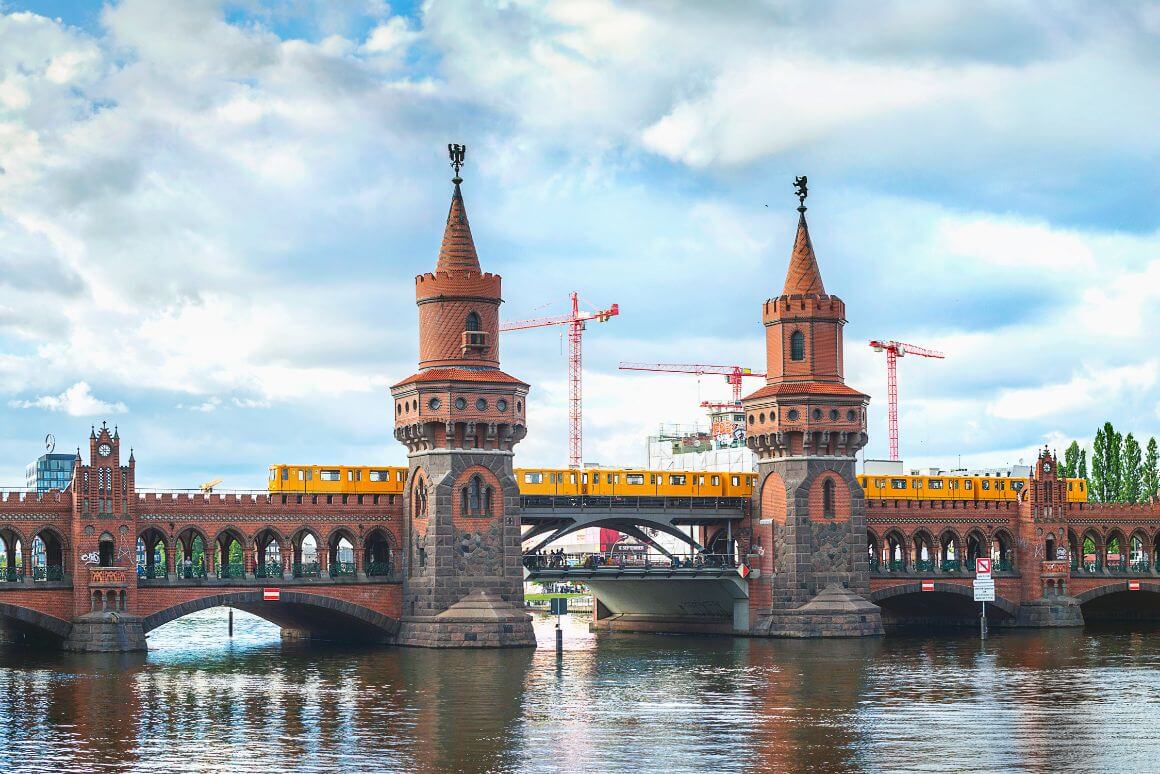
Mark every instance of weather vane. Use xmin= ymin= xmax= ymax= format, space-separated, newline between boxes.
xmin=448 ymin=143 xmax=466 ymax=182
xmin=794 ymin=175 xmax=808 ymax=210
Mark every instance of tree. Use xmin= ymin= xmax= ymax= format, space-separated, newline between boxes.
xmin=1078 ymin=449 xmax=1088 ymax=481
xmin=1143 ymin=437 xmax=1160 ymax=503
xmin=1062 ymin=441 xmax=1081 ymax=478
xmin=1091 ymin=424 xmax=1108 ymax=502
xmin=1108 ymin=426 xmax=1123 ymax=502
xmin=1121 ymin=433 xmax=1142 ymax=503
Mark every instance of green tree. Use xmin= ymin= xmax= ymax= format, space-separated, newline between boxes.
xmin=1108 ymin=426 xmax=1123 ymax=502
xmin=1078 ymin=448 xmax=1087 ymax=481
xmin=1062 ymin=441 xmax=1080 ymax=478
xmin=1091 ymin=424 xmax=1108 ymax=502
xmin=1121 ymin=433 xmax=1142 ymax=503
xmin=1143 ymin=437 xmax=1159 ymax=503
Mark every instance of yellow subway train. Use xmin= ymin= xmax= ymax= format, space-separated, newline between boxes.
xmin=268 ymin=464 xmax=1087 ymax=503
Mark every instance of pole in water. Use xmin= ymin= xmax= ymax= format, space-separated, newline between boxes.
xmin=555 ymin=615 xmax=563 ymax=654
xmin=228 ymin=607 xmax=234 ymax=638
xmin=980 ymin=600 xmax=987 ymax=640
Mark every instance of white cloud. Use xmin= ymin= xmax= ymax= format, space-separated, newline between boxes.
xmin=9 ymin=382 xmax=128 ymax=416
xmin=987 ymin=362 xmax=1159 ymax=421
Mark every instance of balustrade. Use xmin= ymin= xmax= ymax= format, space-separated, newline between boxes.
xmin=365 ymin=561 xmax=391 ymax=577
xmin=293 ymin=562 xmax=321 ymax=579
xmin=329 ymin=561 xmax=356 ymax=577
xmin=217 ymin=563 xmax=246 ymax=580
xmin=255 ymin=562 xmax=283 ymax=579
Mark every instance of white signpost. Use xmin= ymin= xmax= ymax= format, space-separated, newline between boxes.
xmin=974 ymin=558 xmax=993 ymax=639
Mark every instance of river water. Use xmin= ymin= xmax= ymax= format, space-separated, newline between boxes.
xmin=0 ymin=611 xmax=1155 ymax=773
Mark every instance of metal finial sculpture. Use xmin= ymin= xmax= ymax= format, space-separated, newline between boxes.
xmin=448 ymin=143 xmax=466 ymax=182
xmin=793 ymin=175 xmax=808 ymax=211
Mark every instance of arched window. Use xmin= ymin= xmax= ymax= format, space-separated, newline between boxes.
xmin=413 ymin=478 xmax=427 ymax=517
xmin=467 ymin=475 xmax=482 ymax=514
xmin=790 ymin=330 xmax=805 ymax=361
xmin=483 ymin=486 xmax=493 ymax=514
xmin=465 ymin=312 xmax=481 ymax=332
xmin=822 ymin=479 xmax=835 ymax=518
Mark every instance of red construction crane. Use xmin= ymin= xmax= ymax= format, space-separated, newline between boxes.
xmin=618 ymin=363 xmax=766 ymax=405
xmin=868 ymin=340 xmax=946 ymax=462
xmin=501 ymin=292 xmax=619 ymax=468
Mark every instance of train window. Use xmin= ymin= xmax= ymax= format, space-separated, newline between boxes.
xmin=270 ymin=469 xmax=276 ymax=481
xmin=998 ymin=481 xmax=1006 ymax=491
xmin=890 ymin=479 xmax=907 ymax=489
xmin=570 ymin=474 xmax=577 ymax=484
xmin=1012 ymin=482 xmax=1023 ymax=492
xmin=914 ymin=480 xmax=923 ymax=488
xmin=982 ymin=481 xmax=991 ymax=490
xmin=696 ymin=476 xmax=705 ymax=485
xmin=627 ymin=474 xmax=644 ymax=485
xmin=711 ymin=475 xmax=720 ymax=486
xmin=348 ymin=470 xmax=362 ymax=482
xmin=370 ymin=470 xmax=391 ymax=482
xmin=875 ymin=479 xmax=885 ymax=488
xmin=965 ymin=481 xmax=972 ymax=490
xmin=582 ymin=474 xmax=588 ymax=484
xmin=731 ymin=475 xmax=740 ymax=487
xmin=397 ymin=471 xmax=405 ymax=482
xmin=929 ymin=480 xmax=943 ymax=489
xmin=281 ymin=468 xmax=289 ymax=481
xmin=298 ymin=469 xmax=313 ymax=481
xmin=524 ymin=472 xmax=543 ymax=484
xmin=592 ymin=473 xmax=600 ymax=484
xmin=320 ymin=470 xmax=340 ymax=481
xmin=669 ymin=475 xmax=686 ymax=485
xmin=650 ymin=475 xmax=657 ymax=485
xmin=1068 ymin=482 xmax=1072 ymax=491
xmin=611 ymin=474 xmax=620 ymax=484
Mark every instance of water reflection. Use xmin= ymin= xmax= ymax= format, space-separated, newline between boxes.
xmin=0 ymin=611 xmax=1155 ymax=772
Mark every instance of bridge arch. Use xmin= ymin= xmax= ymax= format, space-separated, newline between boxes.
xmin=870 ymin=581 xmax=1018 ymax=618
xmin=1074 ymin=581 xmax=1160 ymax=623
xmin=1074 ymin=582 xmax=1160 ymax=606
xmin=0 ymin=602 xmax=72 ymax=641
xmin=141 ymin=590 xmax=399 ymax=642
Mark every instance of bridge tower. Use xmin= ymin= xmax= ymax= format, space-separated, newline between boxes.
xmin=64 ymin=422 xmax=146 ymax=651
xmin=390 ymin=146 xmax=535 ymax=647
xmin=1015 ymin=448 xmax=1084 ymax=626
xmin=742 ymin=180 xmax=883 ymax=637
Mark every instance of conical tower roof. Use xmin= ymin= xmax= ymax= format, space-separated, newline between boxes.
xmin=782 ymin=209 xmax=826 ymax=295
xmin=435 ymin=181 xmax=481 ymax=273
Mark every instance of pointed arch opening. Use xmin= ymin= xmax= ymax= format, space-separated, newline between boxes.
xmin=790 ymin=330 xmax=805 ymax=361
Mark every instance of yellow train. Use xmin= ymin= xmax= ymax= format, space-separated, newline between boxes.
xmin=855 ymin=473 xmax=1088 ymax=503
xmin=268 ymin=465 xmax=1087 ymax=503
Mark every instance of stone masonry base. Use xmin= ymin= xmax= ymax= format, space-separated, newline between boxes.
xmin=65 ymin=612 xmax=148 ymax=652
xmin=1014 ymin=596 xmax=1085 ymax=628
xmin=754 ymin=584 xmax=885 ymax=638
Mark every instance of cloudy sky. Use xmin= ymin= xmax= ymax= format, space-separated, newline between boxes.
xmin=0 ymin=0 xmax=1157 ymax=490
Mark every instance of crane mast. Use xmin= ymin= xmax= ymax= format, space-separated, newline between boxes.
xmin=501 ymin=292 xmax=618 ymax=468
xmin=868 ymin=340 xmax=946 ymax=461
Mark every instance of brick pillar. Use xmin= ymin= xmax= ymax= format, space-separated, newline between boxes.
xmin=355 ymin=538 xmax=366 ymax=579
xmin=204 ymin=540 xmax=216 ymax=575
xmin=165 ymin=540 xmax=176 ymax=579
xmin=283 ymin=540 xmax=293 ymax=577
xmin=244 ymin=543 xmax=256 ymax=580
xmin=21 ymin=542 xmax=32 ymax=585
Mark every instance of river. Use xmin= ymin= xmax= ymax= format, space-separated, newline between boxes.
xmin=0 ymin=611 xmax=1155 ymax=773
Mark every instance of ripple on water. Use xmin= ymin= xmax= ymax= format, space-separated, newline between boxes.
xmin=0 ymin=611 xmax=1155 ymax=773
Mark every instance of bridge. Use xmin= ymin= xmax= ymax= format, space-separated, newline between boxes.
xmin=3 ymin=161 xmax=1159 ymax=650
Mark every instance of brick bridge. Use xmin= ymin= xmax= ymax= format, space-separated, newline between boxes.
xmin=3 ymin=161 xmax=1159 ymax=650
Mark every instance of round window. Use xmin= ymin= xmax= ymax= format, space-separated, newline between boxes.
xmin=812 ymin=409 xmax=822 ymax=420
xmin=497 ymin=398 xmax=508 ymax=411
xmin=428 ymin=397 xmax=441 ymax=411
xmin=788 ymin=409 xmax=800 ymax=421
xmin=475 ymin=398 xmax=487 ymax=411
xmin=847 ymin=409 xmax=857 ymax=421
xmin=747 ymin=414 xmax=755 ymax=425
xmin=454 ymin=397 xmax=467 ymax=410
xmin=759 ymin=412 xmax=765 ymax=423
xmin=829 ymin=409 xmax=839 ymax=421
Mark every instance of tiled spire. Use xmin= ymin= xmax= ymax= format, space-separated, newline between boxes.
xmin=435 ymin=180 xmax=481 ymax=274
xmin=782 ymin=209 xmax=826 ymax=296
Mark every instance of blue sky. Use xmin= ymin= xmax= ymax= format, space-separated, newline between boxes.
xmin=0 ymin=0 xmax=1158 ymax=489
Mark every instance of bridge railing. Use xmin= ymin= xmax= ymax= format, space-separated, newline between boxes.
xmin=524 ymin=552 xmax=738 ymax=572
xmin=520 ymin=495 xmax=747 ymax=513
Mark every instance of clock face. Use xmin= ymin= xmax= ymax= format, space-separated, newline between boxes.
xmin=97 ymin=443 xmax=112 ymax=457
xmin=1043 ymin=463 xmax=1052 ymax=473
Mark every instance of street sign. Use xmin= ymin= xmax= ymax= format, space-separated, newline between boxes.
xmin=737 ymin=564 xmax=750 ymax=579
xmin=263 ymin=588 xmax=280 ymax=601
xmin=975 ymin=557 xmax=991 ymax=577
xmin=973 ymin=578 xmax=995 ymax=602
xmin=550 ymin=597 xmax=568 ymax=615
xmin=1128 ymin=580 xmax=1141 ymax=591
xmin=921 ymin=581 xmax=935 ymax=592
